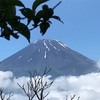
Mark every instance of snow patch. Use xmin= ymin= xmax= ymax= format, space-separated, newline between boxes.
xmin=48 ymin=40 xmax=51 ymax=43
xmin=28 ymin=58 xmax=32 ymax=62
xmin=44 ymin=51 xmax=47 ymax=58
xmin=49 ymin=43 xmax=57 ymax=49
xmin=58 ymin=42 xmax=67 ymax=48
xmin=33 ymin=40 xmax=38 ymax=44
xmin=43 ymin=40 xmax=50 ymax=51
xmin=18 ymin=56 xmax=22 ymax=59
xmin=53 ymin=39 xmax=59 ymax=42
xmin=38 ymin=49 xmax=41 ymax=52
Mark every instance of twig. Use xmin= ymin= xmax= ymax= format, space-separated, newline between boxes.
xmin=53 ymin=1 xmax=62 ymax=9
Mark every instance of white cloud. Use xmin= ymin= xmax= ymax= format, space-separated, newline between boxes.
xmin=0 ymin=71 xmax=13 ymax=89
xmin=46 ymin=73 xmax=100 ymax=100
xmin=0 ymin=71 xmax=13 ymax=78
xmin=11 ymin=94 xmax=27 ymax=100
xmin=96 ymin=60 xmax=100 ymax=69
xmin=0 ymin=71 xmax=100 ymax=100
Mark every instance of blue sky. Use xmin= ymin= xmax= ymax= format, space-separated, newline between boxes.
xmin=0 ymin=0 xmax=100 ymax=61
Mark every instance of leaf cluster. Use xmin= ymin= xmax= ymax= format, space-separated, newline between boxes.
xmin=0 ymin=0 xmax=63 ymax=42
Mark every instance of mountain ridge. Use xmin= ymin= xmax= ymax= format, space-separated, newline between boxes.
xmin=0 ymin=39 xmax=98 ymax=78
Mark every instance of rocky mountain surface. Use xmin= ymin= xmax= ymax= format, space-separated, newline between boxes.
xmin=0 ymin=39 xmax=98 ymax=78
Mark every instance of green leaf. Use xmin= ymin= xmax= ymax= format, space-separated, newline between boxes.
xmin=33 ymin=17 xmax=40 ymax=27
xmin=16 ymin=23 xmax=30 ymax=42
xmin=1 ymin=31 xmax=10 ymax=40
xmin=42 ymin=4 xmax=49 ymax=11
xmin=6 ymin=5 xmax=16 ymax=20
xmin=0 ymin=0 xmax=16 ymax=20
xmin=11 ymin=33 xmax=19 ymax=39
xmin=9 ymin=0 xmax=25 ymax=7
xmin=32 ymin=0 xmax=49 ymax=12
xmin=20 ymin=8 xmax=34 ymax=18
xmin=27 ymin=18 xmax=32 ymax=25
xmin=40 ymin=22 xmax=50 ymax=35
xmin=0 ymin=27 xmax=12 ymax=40
xmin=43 ymin=8 xmax=54 ymax=21
xmin=14 ymin=0 xmax=25 ymax=7
xmin=36 ymin=5 xmax=54 ymax=21
xmin=51 ymin=15 xmax=63 ymax=23
xmin=36 ymin=10 xmax=44 ymax=18
xmin=8 ymin=16 xmax=20 ymax=29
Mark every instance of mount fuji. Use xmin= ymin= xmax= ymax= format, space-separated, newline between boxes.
xmin=0 ymin=39 xmax=99 ymax=78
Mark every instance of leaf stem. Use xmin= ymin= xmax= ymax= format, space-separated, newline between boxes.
xmin=53 ymin=1 xmax=62 ymax=9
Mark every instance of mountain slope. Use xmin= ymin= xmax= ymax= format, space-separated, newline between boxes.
xmin=0 ymin=39 xmax=98 ymax=77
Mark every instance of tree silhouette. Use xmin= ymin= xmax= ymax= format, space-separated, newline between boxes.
xmin=18 ymin=68 xmax=53 ymax=100
xmin=0 ymin=0 xmax=63 ymax=42
xmin=0 ymin=88 xmax=13 ymax=100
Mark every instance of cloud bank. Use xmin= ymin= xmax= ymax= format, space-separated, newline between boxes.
xmin=0 ymin=71 xmax=100 ymax=100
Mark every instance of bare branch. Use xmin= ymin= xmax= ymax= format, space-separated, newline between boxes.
xmin=70 ymin=95 xmax=75 ymax=100
xmin=53 ymin=1 xmax=62 ymax=9
xmin=17 ymin=83 xmax=35 ymax=100
xmin=0 ymin=88 xmax=13 ymax=100
xmin=66 ymin=95 xmax=80 ymax=100
xmin=6 ymin=92 xmax=14 ymax=100
xmin=77 ymin=96 xmax=80 ymax=100
xmin=18 ymin=68 xmax=53 ymax=100
xmin=0 ymin=89 xmax=5 ymax=100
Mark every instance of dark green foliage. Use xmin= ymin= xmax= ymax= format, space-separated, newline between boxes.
xmin=51 ymin=15 xmax=63 ymax=23
xmin=20 ymin=8 xmax=34 ymax=18
xmin=0 ymin=0 xmax=63 ymax=42
xmin=32 ymin=0 xmax=49 ymax=12
xmin=40 ymin=22 xmax=50 ymax=35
